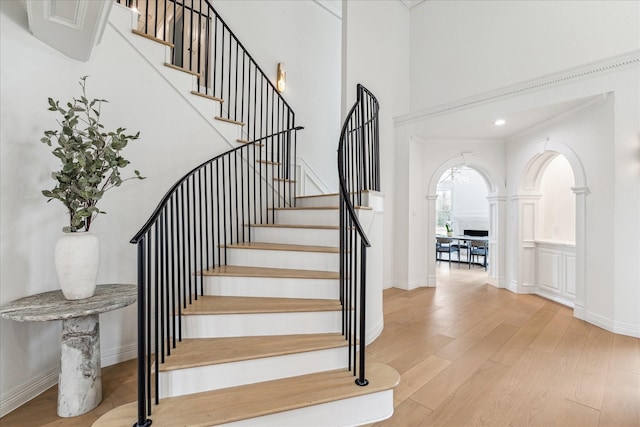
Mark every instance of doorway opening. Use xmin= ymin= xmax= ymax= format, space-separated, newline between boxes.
xmin=435 ymin=166 xmax=490 ymax=273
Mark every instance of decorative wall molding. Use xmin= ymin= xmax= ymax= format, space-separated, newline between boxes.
xmin=394 ymin=50 xmax=640 ymax=126
xmin=26 ymin=0 xmax=114 ymax=61
xmin=295 ymin=156 xmax=332 ymax=195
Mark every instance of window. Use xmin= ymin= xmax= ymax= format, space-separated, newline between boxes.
xmin=436 ymin=189 xmax=452 ymax=235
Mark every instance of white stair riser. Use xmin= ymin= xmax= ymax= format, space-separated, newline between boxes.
xmin=295 ymin=193 xmax=372 ymax=209
xmin=295 ymin=195 xmax=339 ymax=207
xmin=274 ymin=209 xmax=339 ymax=226
xmin=182 ymin=311 xmax=342 ymax=338
xmin=219 ymin=389 xmax=395 ymax=427
xmin=226 ymin=248 xmax=339 ymax=271
xmin=158 ymin=347 xmax=349 ymax=398
xmin=203 ymin=276 xmax=340 ymax=299
xmin=249 ymin=226 xmax=339 ymax=246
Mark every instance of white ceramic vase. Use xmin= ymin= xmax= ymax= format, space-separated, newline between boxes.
xmin=55 ymin=231 xmax=99 ymax=300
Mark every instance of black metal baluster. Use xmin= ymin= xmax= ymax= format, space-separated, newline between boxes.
xmin=216 ymin=160 xmax=222 ymax=266
xmin=185 ymin=179 xmax=192 ymax=303
xmin=135 ymin=239 xmax=151 ymax=427
xmin=204 ymin=164 xmax=210 ymax=273
xmin=221 ymin=156 xmax=227 ymax=264
xmin=198 ymin=170 xmax=204 ymax=296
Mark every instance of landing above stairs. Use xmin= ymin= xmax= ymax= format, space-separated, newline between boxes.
xmin=92 ymin=362 xmax=399 ymax=427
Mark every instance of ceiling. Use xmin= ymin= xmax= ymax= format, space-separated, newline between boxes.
xmin=409 ymin=94 xmax=602 ymax=141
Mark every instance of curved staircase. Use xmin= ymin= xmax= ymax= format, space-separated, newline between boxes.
xmin=91 ymin=3 xmax=397 ymax=425
xmin=94 ymin=193 xmax=398 ymax=426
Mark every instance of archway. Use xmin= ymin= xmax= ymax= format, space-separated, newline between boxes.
xmin=516 ymin=139 xmax=589 ymax=318
xmin=426 ymin=153 xmax=506 ymax=288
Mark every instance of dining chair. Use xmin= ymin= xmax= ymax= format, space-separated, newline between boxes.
xmin=469 ymin=240 xmax=488 ymax=270
xmin=436 ymin=237 xmax=459 ymax=266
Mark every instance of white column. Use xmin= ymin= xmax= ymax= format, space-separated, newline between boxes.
xmin=512 ymin=194 xmax=542 ymax=293
xmin=426 ymin=195 xmax=438 ymax=287
xmin=487 ymin=195 xmax=507 ymax=288
xmin=571 ymin=186 xmax=590 ymax=320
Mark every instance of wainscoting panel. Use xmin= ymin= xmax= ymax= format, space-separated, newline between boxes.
xmin=535 ymin=241 xmax=576 ymax=306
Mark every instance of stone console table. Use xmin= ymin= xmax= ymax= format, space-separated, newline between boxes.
xmin=0 ymin=284 xmax=136 ymax=417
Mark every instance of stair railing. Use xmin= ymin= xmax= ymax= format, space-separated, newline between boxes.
xmin=130 ymin=126 xmax=301 ymax=426
xmin=118 ymin=0 xmax=293 ymax=142
xmin=338 ymin=84 xmax=380 ymax=387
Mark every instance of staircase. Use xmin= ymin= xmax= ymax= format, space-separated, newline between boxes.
xmin=91 ymin=2 xmax=398 ymax=426
xmin=95 ymin=194 xmax=397 ymax=426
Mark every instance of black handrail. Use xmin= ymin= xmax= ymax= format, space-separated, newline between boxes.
xmin=337 ymin=84 xmax=380 ymax=387
xmin=118 ymin=0 xmax=293 ymax=143
xmin=131 ymin=125 xmax=301 ymax=426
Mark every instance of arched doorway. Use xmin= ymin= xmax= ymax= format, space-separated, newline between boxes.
xmin=516 ymin=139 xmax=589 ymax=318
xmin=426 ymin=154 xmax=506 ymax=288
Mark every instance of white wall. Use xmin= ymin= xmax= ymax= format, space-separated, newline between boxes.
xmin=409 ymin=0 xmax=640 ymax=111
xmin=539 ymin=155 xmax=576 ymax=242
xmin=342 ymin=0 xmax=410 ymax=288
xmin=213 ymin=0 xmax=342 ymax=191
xmin=451 ymin=168 xmax=490 ymax=233
xmin=394 ymin=0 xmax=639 ymax=337
xmin=0 ymin=0 xmax=292 ymax=415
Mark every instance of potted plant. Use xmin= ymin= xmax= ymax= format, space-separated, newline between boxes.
xmin=41 ymin=76 xmax=144 ymax=299
xmin=445 ymin=222 xmax=454 ymax=237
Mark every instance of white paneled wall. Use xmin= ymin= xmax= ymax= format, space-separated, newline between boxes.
xmin=535 ymin=241 xmax=576 ymax=307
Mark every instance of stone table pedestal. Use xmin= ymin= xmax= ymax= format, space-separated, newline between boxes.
xmin=0 ymin=284 xmax=136 ymax=417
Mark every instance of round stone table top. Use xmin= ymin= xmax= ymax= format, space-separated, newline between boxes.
xmin=0 ymin=284 xmax=136 ymax=322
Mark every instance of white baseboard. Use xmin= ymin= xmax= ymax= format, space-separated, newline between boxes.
xmin=534 ymin=290 xmax=574 ymax=308
xmin=612 ymin=320 xmax=640 ymax=338
xmin=101 ymin=342 xmax=137 ymax=367
xmin=0 ymin=367 xmax=58 ymax=417
xmin=0 ymin=344 xmax=137 ymax=417
xmin=366 ymin=315 xmax=384 ymax=345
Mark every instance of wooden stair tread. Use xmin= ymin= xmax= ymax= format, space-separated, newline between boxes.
xmin=272 ymin=205 xmax=373 ymax=210
xmin=131 ymin=29 xmax=174 ymax=47
xmin=223 ymin=241 xmax=339 ymax=253
xmin=215 ymin=116 xmax=245 ymax=126
xmin=247 ymin=223 xmax=339 ymax=230
xmin=164 ymin=62 xmax=200 ymax=78
xmin=295 ymin=193 xmax=339 ymax=199
xmin=92 ymin=363 xmax=399 ymax=427
xmin=160 ymin=333 xmax=347 ymax=371
xmin=258 ymin=159 xmax=281 ymax=165
xmin=236 ymin=139 xmax=264 ymax=147
xmin=183 ymin=295 xmax=341 ymax=315
xmin=200 ymin=265 xmax=339 ymax=279
xmin=190 ymin=90 xmax=224 ymax=103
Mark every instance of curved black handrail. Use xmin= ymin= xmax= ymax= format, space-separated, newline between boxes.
xmin=337 ymin=84 xmax=380 ymax=387
xmin=131 ymin=126 xmax=303 ymax=244
xmin=131 ymin=126 xmax=301 ymax=426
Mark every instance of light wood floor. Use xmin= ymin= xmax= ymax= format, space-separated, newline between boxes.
xmin=368 ymin=265 xmax=640 ymax=427
xmin=2 ymin=265 xmax=638 ymax=426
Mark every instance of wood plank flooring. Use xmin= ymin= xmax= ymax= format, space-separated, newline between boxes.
xmin=2 ymin=265 xmax=638 ymax=426
xmin=367 ymin=265 xmax=640 ymax=427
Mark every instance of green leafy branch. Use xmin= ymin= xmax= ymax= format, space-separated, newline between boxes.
xmin=41 ymin=76 xmax=145 ymax=232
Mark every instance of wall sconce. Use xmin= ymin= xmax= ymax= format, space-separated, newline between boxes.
xmin=276 ymin=63 xmax=286 ymax=93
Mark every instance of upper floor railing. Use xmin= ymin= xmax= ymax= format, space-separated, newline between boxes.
xmin=118 ymin=0 xmax=294 ymax=142
xmin=337 ymin=84 xmax=380 ymax=387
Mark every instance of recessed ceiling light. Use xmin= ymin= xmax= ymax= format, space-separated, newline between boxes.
xmin=493 ymin=119 xmax=506 ymax=126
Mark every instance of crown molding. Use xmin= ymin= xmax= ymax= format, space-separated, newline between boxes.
xmin=394 ymin=50 xmax=640 ymax=127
